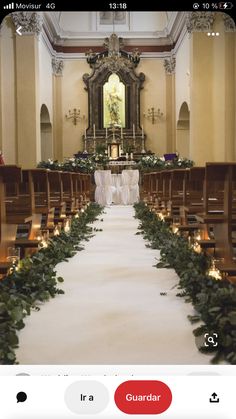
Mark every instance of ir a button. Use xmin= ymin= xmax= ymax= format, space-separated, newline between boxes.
xmin=114 ymin=380 xmax=172 ymax=414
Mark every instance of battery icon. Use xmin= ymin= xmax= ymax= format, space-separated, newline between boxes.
xmin=218 ymin=2 xmax=233 ymax=9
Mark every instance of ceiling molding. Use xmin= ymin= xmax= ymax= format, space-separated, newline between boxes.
xmin=42 ymin=11 xmax=186 ymax=47
xmin=40 ymin=11 xmax=190 ymax=61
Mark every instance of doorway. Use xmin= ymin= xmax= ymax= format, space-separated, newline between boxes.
xmin=176 ymin=102 xmax=190 ymax=157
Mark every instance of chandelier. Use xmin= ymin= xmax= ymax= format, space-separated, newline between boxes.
xmin=86 ymin=33 xmax=140 ymax=73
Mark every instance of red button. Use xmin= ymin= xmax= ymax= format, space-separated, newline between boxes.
xmin=114 ymin=380 xmax=172 ymax=414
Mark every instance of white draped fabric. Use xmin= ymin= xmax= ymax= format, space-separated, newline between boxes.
xmin=124 ymin=169 xmax=140 ymax=204
xmin=94 ymin=170 xmax=114 ymax=206
xmin=111 ymin=174 xmax=122 ymax=205
xmin=94 ymin=169 xmax=139 ymax=206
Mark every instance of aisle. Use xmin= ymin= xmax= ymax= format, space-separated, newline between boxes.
xmin=16 ymin=206 xmax=209 ymax=364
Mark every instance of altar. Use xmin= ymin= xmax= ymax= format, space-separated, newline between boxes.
xmin=82 ymin=34 xmax=146 ymax=156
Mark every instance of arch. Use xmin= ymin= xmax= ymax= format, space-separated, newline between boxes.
xmin=40 ymin=104 xmax=53 ymax=161
xmin=176 ymin=101 xmax=190 ymax=157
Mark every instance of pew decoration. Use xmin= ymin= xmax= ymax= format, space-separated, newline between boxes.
xmin=137 ymin=155 xmax=194 ymax=172
xmin=0 ymin=151 xmax=5 ymax=165
xmin=208 ymin=259 xmax=222 ymax=280
xmin=6 ymin=247 xmax=20 ymax=273
xmin=0 ymin=202 xmax=103 ymax=364
xmin=134 ymin=202 xmax=236 ymax=365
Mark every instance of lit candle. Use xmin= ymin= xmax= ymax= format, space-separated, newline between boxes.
xmin=106 ymin=127 xmax=108 ymax=139
xmin=93 ymin=124 xmax=96 ymax=138
xmin=142 ymin=125 xmax=144 ymax=139
xmin=121 ymin=126 xmax=123 ymax=139
xmin=133 ymin=124 xmax=135 ymax=139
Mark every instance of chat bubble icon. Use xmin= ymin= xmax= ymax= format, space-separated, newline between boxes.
xmin=16 ymin=392 xmax=27 ymax=403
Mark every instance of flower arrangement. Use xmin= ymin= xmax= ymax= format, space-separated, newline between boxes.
xmin=138 ymin=155 xmax=194 ymax=172
xmin=37 ymin=157 xmax=96 ymax=173
xmin=90 ymin=153 xmax=110 ymax=168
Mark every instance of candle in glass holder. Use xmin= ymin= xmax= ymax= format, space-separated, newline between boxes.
xmin=93 ymin=124 xmax=96 ymax=138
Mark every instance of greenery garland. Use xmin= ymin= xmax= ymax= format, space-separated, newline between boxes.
xmin=37 ymin=154 xmax=194 ymax=174
xmin=134 ymin=202 xmax=236 ymax=364
xmin=0 ymin=203 xmax=103 ymax=364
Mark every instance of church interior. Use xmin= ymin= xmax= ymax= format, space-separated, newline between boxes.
xmin=0 ymin=11 xmax=236 ymax=365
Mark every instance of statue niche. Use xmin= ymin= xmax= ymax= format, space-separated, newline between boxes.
xmin=103 ymin=73 xmax=125 ymax=128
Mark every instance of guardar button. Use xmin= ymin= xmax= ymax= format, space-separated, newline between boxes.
xmin=114 ymin=380 xmax=172 ymax=414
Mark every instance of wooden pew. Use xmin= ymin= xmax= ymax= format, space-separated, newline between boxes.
xmin=196 ymin=163 xmax=236 ymax=275
xmin=30 ymin=169 xmax=55 ymax=230
xmin=61 ymin=172 xmax=77 ymax=216
xmin=0 ymin=167 xmax=43 ymax=258
xmin=0 ymin=170 xmax=17 ymax=269
xmin=180 ymin=167 xmax=205 ymax=227
xmin=168 ymin=169 xmax=188 ymax=217
xmin=47 ymin=171 xmax=66 ymax=222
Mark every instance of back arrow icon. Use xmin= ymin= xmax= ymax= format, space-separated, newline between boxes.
xmin=16 ymin=26 xmax=22 ymax=36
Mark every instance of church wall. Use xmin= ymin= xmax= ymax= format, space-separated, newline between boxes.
xmin=175 ymin=32 xmax=190 ymax=122
xmin=138 ymin=58 xmax=167 ymax=155
xmin=39 ymin=38 xmax=53 ymax=124
xmin=0 ymin=17 xmax=17 ymax=164
xmin=212 ymin=14 xmax=235 ymax=162
xmin=189 ymin=32 xmax=215 ymax=165
xmin=61 ymin=60 xmax=88 ymax=158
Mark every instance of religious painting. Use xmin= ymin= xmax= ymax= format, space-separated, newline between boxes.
xmin=103 ymin=73 xmax=125 ymax=128
xmin=99 ymin=11 xmax=127 ymax=26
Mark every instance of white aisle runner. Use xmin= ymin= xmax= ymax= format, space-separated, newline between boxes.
xmin=16 ymin=206 xmax=209 ymax=364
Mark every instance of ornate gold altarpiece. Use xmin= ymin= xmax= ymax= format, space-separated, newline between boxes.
xmin=83 ymin=34 xmax=146 ymax=156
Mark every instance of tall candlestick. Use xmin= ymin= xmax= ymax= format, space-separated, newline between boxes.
xmin=84 ymin=139 xmax=87 ymax=152
xmin=84 ymin=127 xmax=87 ymax=139
xmin=106 ymin=127 xmax=108 ymax=139
xmin=94 ymin=139 xmax=96 ymax=152
xmin=133 ymin=124 xmax=135 ymax=139
xmin=142 ymin=124 xmax=144 ymax=139
xmin=93 ymin=124 xmax=96 ymax=139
